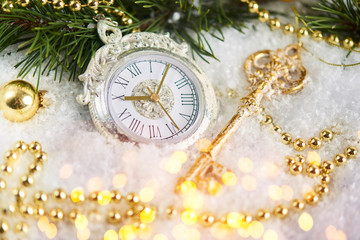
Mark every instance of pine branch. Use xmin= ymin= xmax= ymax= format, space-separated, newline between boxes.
xmin=0 ymin=0 xmax=253 ymax=85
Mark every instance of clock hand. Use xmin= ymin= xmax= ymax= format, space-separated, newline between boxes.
xmin=147 ymin=87 xmax=180 ymax=131
xmin=124 ymin=96 xmax=151 ymax=101
xmin=156 ymin=63 xmax=171 ymax=95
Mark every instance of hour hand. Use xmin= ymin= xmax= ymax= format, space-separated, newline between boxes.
xmin=124 ymin=96 xmax=151 ymax=101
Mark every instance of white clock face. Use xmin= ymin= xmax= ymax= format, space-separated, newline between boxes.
xmin=106 ymin=52 xmax=205 ymax=144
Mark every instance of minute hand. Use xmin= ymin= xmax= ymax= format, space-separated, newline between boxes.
xmin=156 ymin=63 xmax=171 ymax=95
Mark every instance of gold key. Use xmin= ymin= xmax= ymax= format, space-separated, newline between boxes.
xmin=176 ymin=44 xmax=307 ymax=194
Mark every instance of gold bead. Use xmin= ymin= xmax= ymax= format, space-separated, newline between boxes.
xmin=50 ymin=208 xmax=64 ymax=222
xmin=304 ymin=192 xmax=319 ymax=205
xmin=284 ymin=155 xmax=296 ymax=165
xmin=14 ymin=141 xmax=28 ymax=153
xmin=20 ymin=173 xmax=34 ymax=187
xmin=289 ymin=161 xmax=303 ymax=175
xmin=333 ymin=153 xmax=347 ymax=166
xmin=297 ymin=27 xmax=308 ymax=37
xmin=293 ymin=138 xmax=306 ymax=151
xmin=134 ymin=203 xmax=145 ymax=214
xmin=126 ymin=192 xmax=140 ymax=205
xmin=52 ymin=188 xmax=67 ymax=202
xmin=283 ymin=24 xmax=295 ymax=34
xmin=89 ymin=191 xmax=99 ymax=201
xmin=308 ymin=137 xmax=322 ymax=150
xmin=2 ymin=204 xmax=16 ymax=215
xmin=290 ymin=199 xmax=305 ymax=211
xmin=199 ymin=212 xmax=215 ymax=227
xmin=165 ymin=206 xmax=177 ymax=218
xmin=28 ymin=141 xmax=41 ymax=153
xmin=327 ymin=34 xmax=340 ymax=44
xmin=0 ymin=219 xmax=9 ymax=234
xmin=122 ymin=16 xmax=133 ymax=25
xmin=13 ymin=187 xmax=26 ymax=201
xmin=87 ymin=0 xmax=98 ymax=9
xmin=343 ymin=37 xmax=354 ymax=49
xmin=0 ymin=80 xmax=40 ymax=122
xmin=28 ymin=161 xmax=43 ymax=173
xmin=102 ymin=0 xmax=114 ymax=5
xmin=295 ymin=154 xmax=306 ymax=164
xmin=19 ymin=204 xmax=34 ymax=217
xmin=306 ymin=164 xmax=320 ymax=177
xmin=34 ymin=151 xmax=48 ymax=162
xmin=0 ymin=163 xmax=13 ymax=174
xmin=248 ymin=1 xmax=259 ymax=13
xmin=68 ymin=209 xmax=81 ymax=222
xmin=315 ymin=184 xmax=329 ymax=196
xmin=107 ymin=209 xmax=122 ymax=224
xmin=4 ymin=150 xmax=19 ymax=162
xmin=258 ymin=9 xmax=269 ymax=22
xmin=273 ymin=125 xmax=282 ymax=133
xmin=110 ymin=190 xmax=122 ymax=202
xmin=262 ymin=115 xmax=272 ymax=124
xmin=15 ymin=221 xmax=29 ymax=234
xmin=312 ymin=30 xmax=323 ymax=41
xmin=2 ymin=1 xmax=15 ymax=12
xmin=273 ymin=204 xmax=288 ymax=219
xmin=281 ymin=133 xmax=292 ymax=144
xmin=321 ymin=160 xmax=335 ymax=174
xmin=39 ymin=0 xmax=48 ymax=5
xmin=344 ymin=146 xmax=357 ymax=158
xmin=34 ymin=207 xmax=45 ymax=218
xmin=34 ymin=191 xmax=48 ymax=204
xmin=320 ymin=129 xmax=333 ymax=141
xmin=0 ymin=178 xmax=6 ymax=191
xmin=16 ymin=0 xmax=30 ymax=7
xmin=69 ymin=0 xmax=81 ymax=11
xmin=125 ymin=208 xmax=135 ymax=218
xmin=256 ymin=208 xmax=271 ymax=221
xmin=320 ymin=174 xmax=331 ymax=184
xmin=52 ymin=0 xmax=65 ymax=9
xmin=133 ymin=221 xmax=147 ymax=230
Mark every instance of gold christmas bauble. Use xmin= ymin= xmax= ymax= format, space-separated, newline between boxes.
xmin=0 ymin=80 xmax=40 ymax=122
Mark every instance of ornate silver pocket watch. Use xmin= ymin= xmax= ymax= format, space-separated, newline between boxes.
xmin=77 ymin=20 xmax=217 ymax=146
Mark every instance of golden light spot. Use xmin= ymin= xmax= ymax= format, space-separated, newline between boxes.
xmin=71 ymin=187 xmax=85 ymax=203
xmin=172 ymin=224 xmax=190 ymax=240
xmin=140 ymin=207 xmax=156 ymax=224
xmin=171 ymin=151 xmax=188 ymax=164
xmin=226 ymin=212 xmax=242 ymax=228
xmin=196 ymin=138 xmax=212 ymax=152
xmin=122 ymin=150 xmax=138 ymax=163
xmin=308 ymin=151 xmax=321 ymax=166
xmin=165 ymin=157 xmax=182 ymax=174
xmin=207 ymin=180 xmax=222 ymax=196
xmin=238 ymin=158 xmax=254 ymax=173
xmin=189 ymin=228 xmax=201 ymax=240
xmin=222 ymin=171 xmax=237 ymax=186
xmin=183 ymin=193 xmax=204 ymax=210
xmin=37 ymin=216 xmax=49 ymax=232
xmin=263 ymin=229 xmax=278 ymax=240
xmin=153 ymin=234 xmax=168 ymax=240
xmin=325 ymin=225 xmax=347 ymax=240
xmin=181 ymin=209 xmax=197 ymax=225
xmin=249 ymin=221 xmax=264 ymax=239
xmin=241 ymin=175 xmax=257 ymax=191
xmin=139 ymin=187 xmax=155 ymax=203
xmin=77 ymin=228 xmax=90 ymax=240
xmin=113 ymin=173 xmax=127 ymax=188
xmin=265 ymin=162 xmax=279 ymax=178
xmin=59 ymin=164 xmax=73 ymax=179
xmin=104 ymin=230 xmax=118 ymax=240
xmin=302 ymin=185 xmax=313 ymax=196
xmin=281 ymin=185 xmax=294 ymax=201
xmin=87 ymin=177 xmax=102 ymax=192
xmin=237 ymin=226 xmax=250 ymax=238
xmin=298 ymin=212 xmax=313 ymax=231
xmin=268 ymin=185 xmax=282 ymax=200
xmin=45 ymin=223 xmax=57 ymax=239
xmin=180 ymin=181 xmax=197 ymax=195
xmin=119 ymin=225 xmax=137 ymax=240
xmin=138 ymin=224 xmax=152 ymax=239
xmin=211 ymin=222 xmax=232 ymax=239
xmin=358 ymin=130 xmax=360 ymax=140
xmin=75 ymin=215 xmax=88 ymax=230
xmin=98 ymin=191 xmax=112 ymax=205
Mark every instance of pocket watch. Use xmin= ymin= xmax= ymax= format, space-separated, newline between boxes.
xmin=77 ymin=19 xmax=217 ymax=146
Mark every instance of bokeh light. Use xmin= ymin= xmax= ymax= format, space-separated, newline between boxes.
xmin=87 ymin=177 xmax=102 ymax=192
xmin=59 ymin=164 xmax=73 ymax=179
xmin=298 ymin=212 xmax=313 ymax=232
xmin=308 ymin=151 xmax=321 ymax=166
xmin=268 ymin=185 xmax=282 ymax=200
xmin=238 ymin=158 xmax=254 ymax=173
xmin=113 ymin=173 xmax=127 ymax=188
xmin=241 ymin=175 xmax=257 ymax=191
xmin=263 ymin=229 xmax=278 ymax=240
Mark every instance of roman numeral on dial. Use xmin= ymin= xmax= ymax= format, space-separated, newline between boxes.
xmin=181 ymin=94 xmax=195 ymax=106
xmin=118 ymin=108 xmax=131 ymax=121
xmin=179 ymin=113 xmax=191 ymax=121
xmin=149 ymin=125 xmax=162 ymax=139
xmin=174 ymin=77 xmax=188 ymax=89
xmin=112 ymin=94 xmax=124 ymax=101
xmin=127 ymin=63 xmax=141 ymax=78
xmin=166 ymin=122 xmax=179 ymax=135
xmin=114 ymin=77 xmax=129 ymax=89
xmin=129 ymin=118 xmax=144 ymax=136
